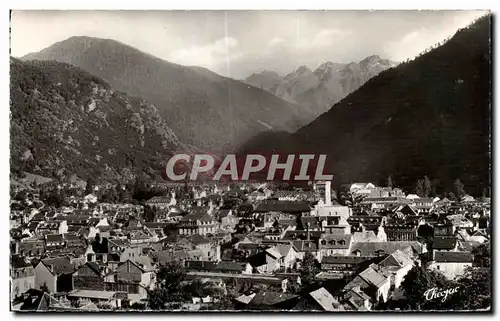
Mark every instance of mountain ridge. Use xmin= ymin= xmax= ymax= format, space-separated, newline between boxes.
xmin=22 ymin=36 xmax=315 ymax=153
xmin=10 ymin=57 xmax=183 ymax=182
xmin=244 ymin=55 xmax=397 ymax=114
xmin=240 ymin=15 xmax=491 ymax=195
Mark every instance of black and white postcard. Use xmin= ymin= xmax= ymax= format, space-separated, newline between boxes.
xmin=8 ymin=9 xmax=492 ymax=312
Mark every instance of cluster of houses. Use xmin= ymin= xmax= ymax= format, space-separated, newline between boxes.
xmin=10 ymin=180 xmax=490 ymax=311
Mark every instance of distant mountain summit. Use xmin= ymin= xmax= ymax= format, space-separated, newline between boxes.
xmin=244 ymin=70 xmax=282 ymax=93
xmin=240 ymin=15 xmax=491 ymax=195
xmin=10 ymin=58 xmax=181 ymax=181
xmin=244 ymin=56 xmax=397 ymax=114
xmin=22 ymin=36 xmax=314 ymax=152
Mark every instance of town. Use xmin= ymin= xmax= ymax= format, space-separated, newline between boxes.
xmin=9 ymin=176 xmax=491 ymax=311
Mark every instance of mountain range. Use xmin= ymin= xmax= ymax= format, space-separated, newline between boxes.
xmin=10 ymin=58 xmax=182 ymax=182
xmin=240 ymin=15 xmax=491 ymax=195
xmin=22 ymin=37 xmax=315 ymax=153
xmin=244 ymin=55 xmax=397 ymax=114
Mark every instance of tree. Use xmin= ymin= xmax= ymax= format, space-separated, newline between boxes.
xmin=453 ymin=179 xmax=466 ymax=200
xmin=453 ymin=267 xmax=491 ymax=310
xmin=238 ymin=202 xmax=254 ymax=217
xmin=387 ymin=176 xmax=393 ymax=188
xmin=117 ymin=185 xmax=129 ymax=203
xmin=423 ymin=176 xmax=432 ymax=197
xmin=339 ymin=191 xmax=365 ymax=208
xmin=132 ymin=177 xmax=163 ymax=204
xmin=100 ymin=187 xmax=117 ymax=203
xmin=147 ymin=261 xmax=187 ymax=310
xmin=85 ymin=177 xmax=95 ymax=195
xmin=415 ymin=179 xmax=425 ymax=197
xmin=472 ymin=243 xmax=491 ymax=267
xmin=144 ymin=206 xmax=157 ymax=222
xmin=447 ymin=192 xmax=458 ymax=202
xmin=398 ymin=264 xmax=450 ymax=310
xmin=46 ymin=192 xmax=64 ymax=208
xmin=300 ymin=252 xmax=320 ymax=289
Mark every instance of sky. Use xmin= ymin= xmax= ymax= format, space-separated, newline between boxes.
xmin=10 ymin=10 xmax=488 ymax=79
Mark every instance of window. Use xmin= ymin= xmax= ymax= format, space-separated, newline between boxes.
xmin=436 ymin=265 xmax=440 ymax=270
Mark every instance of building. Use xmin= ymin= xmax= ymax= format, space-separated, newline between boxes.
xmin=177 ymin=209 xmax=218 ymax=236
xmin=314 ymin=181 xmax=332 ymax=206
xmin=11 ymin=255 xmax=35 ymax=300
xmin=343 ymin=264 xmax=391 ymax=303
xmin=34 ymin=257 xmax=74 ymax=293
xmin=428 ymin=251 xmax=473 ymax=279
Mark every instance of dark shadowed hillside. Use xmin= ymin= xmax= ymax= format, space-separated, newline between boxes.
xmin=240 ymin=15 xmax=491 ymax=195
xmin=10 ymin=58 xmax=182 ymax=182
xmin=22 ymin=37 xmax=314 ymax=152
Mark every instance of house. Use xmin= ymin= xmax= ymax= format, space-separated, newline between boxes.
xmin=300 ymin=216 xmax=350 ymax=234
xmin=283 ymin=230 xmax=322 ymax=242
xmin=428 ymin=251 xmax=473 ymax=279
xmin=17 ymin=237 xmax=45 ymax=258
xmin=185 ymin=260 xmax=252 ymax=274
xmin=320 ymin=255 xmax=377 ymax=276
xmin=11 ymin=255 xmax=35 ymax=300
xmin=34 ymin=256 xmax=74 ymax=293
xmin=307 ymin=287 xmax=345 ymax=311
xmin=177 ymin=209 xmax=218 ymax=236
xmin=247 ymin=290 xmax=300 ymax=310
xmin=254 ymin=200 xmax=311 ymax=214
xmin=349 ymin=183 xmax=376 ymax=196
xmin=343 ymin=286 xmax=372 ymax=311
xmin=215 ymin=261 xmax=253 ymax=274
xmin=85 ymin=234 xmax=110 ymax=263
xmin=145 ymin=195 xmax=176 ymax=209
xmin=165 ymin=208 xmax=187 ymax=222
xmin=398 ymin=204 xmax=419 ymax=217
xmin=411 ymin=198 xmax=435 ymax=213
xmin=360 ymin=197 xmax=406 ymax=211
xmin=72 ymin=262 xmax=106 ymax=291
xmin=37 ymin=221 xmax=68 ymax=236
xmin=292 ymin=240 xmax=319 ymax=261
xmin=352 ymin=230 xmax=383 ymax=243
xmin=218 ymin=209 xmax=239 ymax=232
xmin=114 ymin=260 xmax=153 ymax=288
xmin=446 ymin=214 xmax=474 ymax=230
xmin=350 ymin=241 xmax=425 ymax=258
xmin=468 ymin=229 xmax=489 ymax=243
xmin=67 ymin=289 xmax=126 ymax=309
xmin=11 ymin=289 xmax=53 ymax=311
xmin=377 ymin=249 xmax=414 ymax=289
xmin=343 ymin=265 xmax=391 ymax=303
xmin=384 ymin=221 xmax=419 ymax=241
xmin=107 ymin=260 xmax=153 ymax=302
xmin=314 ymin=205 xmax=352 ymax=219
xmin=433 ymin=222 xmax=454 ymax=237
xmin=63 ymin=233 xmax=85 ymax=248
xmin=177 ymin=234 xmax=221 ymax=261
xmin=273 ymin=243 xmax=300 ymax=270
xmin=347 ymin=216 xmax=385 ymax=234
xmin=248 ymin=249 xmax=281 ymax=274
xmin=318 ymin=234 xmax=352 ymax=260
xmin=432 ymin=236 xmax=459 ymax=255
xmin=129 ymin=230 xmax=152 ymax=244
xmin=45 ymin=234 xmax=65 ymax=249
